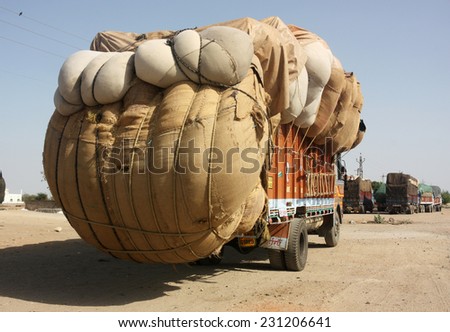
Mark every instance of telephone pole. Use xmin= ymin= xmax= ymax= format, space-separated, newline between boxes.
xmin=356 ymin=153 xmax=365 ymax=178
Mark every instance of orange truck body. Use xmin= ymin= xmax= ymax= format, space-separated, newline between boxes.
xmin=238 ymin=124 xmax=344 ymax=253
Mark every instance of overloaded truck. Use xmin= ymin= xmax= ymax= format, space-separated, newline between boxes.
xmin=43 ymin=17 xmax=365 ymax=271
xmin=386 ymin=173 xmax=419 ymax=214
xmin=343 ymin=177 xmax=373 ymax=213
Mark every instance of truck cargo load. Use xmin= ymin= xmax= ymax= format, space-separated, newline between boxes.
xmin=43 ymin=17 xmax=365 ymax=271
xmin=343 ymin=177 xmax=373 ymax=213
xmin=386 ymin=173 xmax=418 ymax=214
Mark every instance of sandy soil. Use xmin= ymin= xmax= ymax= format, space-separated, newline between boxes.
xmin=0 ymin=207 xmax=449 ymax=312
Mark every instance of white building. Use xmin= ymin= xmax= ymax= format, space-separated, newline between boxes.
xmin=3 ymin=188 xmax=23 ymax=204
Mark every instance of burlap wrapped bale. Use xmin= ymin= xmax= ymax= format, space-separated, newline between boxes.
xmin=351 ymin=119 xmax=366 ymax=149
xmin=43 ymin=67 xmax=270 ymax=264
xmin=90 ymin=30 xmax=174 ymax=52
xmin=334 ymin=78 xmax=363 ymax=153
xmin=314 ymin=72 xmax=356 ymax=146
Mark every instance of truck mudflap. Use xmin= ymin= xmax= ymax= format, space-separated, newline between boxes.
xmin=259 ymin=221 xmax=290 ymax=250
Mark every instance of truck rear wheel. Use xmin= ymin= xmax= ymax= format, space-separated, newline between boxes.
xmin=268 ymin=250 xmax=286 ymax=270
xmin=284 ymin=218 xmax=308 ymax=271
xmin=324 ymin=210 xmax=341 ymax=247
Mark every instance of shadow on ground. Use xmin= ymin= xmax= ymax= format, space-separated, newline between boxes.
xmin=0 ymin=239 xmax=272 ymax=307
xmin=0 ymin=235 xmax=331 ymax=307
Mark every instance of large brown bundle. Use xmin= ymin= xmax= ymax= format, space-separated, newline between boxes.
xmin=334 ymin=79 xmax=363 ymax=153
xmin=44 ymin=16 xmax=366 ymax=265
xmin=43 ymin=68 xmax=270 ymax=264
xmin=314 ymin=72 xmax=356 ymax=147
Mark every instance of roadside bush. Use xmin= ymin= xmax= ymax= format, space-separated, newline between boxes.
xmin=442 ymin=191 xmax=450 ymax=205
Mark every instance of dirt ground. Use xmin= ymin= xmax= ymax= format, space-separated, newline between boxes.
xmin=0 ymin=206 xmax=449 ymax=312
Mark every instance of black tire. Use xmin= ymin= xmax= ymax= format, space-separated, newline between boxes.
xmin=324 ymin=209 xmax=341 ymax=247
xmin=268 ymin=250 xmax=286 ymax=270
xmin=284 ymin=218 xmax=308 ymax=271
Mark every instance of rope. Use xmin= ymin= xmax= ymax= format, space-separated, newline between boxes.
xmin=94 ymin=124 xmax=130 ymax=260
xmin=171 ymin=84 xmax=203 ymax=259
xmin=116 ymin=33 xmax=147 ymax=52
xmin=65 ymin=211 xmax=212 ymax=237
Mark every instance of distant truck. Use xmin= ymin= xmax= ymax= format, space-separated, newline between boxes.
xmin=431 ymin=186 xmax=442 ymax=212
xmin=374 ymin=182 xmax=387 ymax=212
xmin=418 ymin=183 xmax=434 ymax=213
xmin=343 ymin=177 xmax=373 ymax=213
xmin=418 ymin=184 xmax=442 ymax=212
xmin=386 ymin=172 xmax=419 ymax=214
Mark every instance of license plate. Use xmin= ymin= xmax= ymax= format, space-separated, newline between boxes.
xmin=260 ymin=222 xmax=290 ymax=250
xmin=239 ymin=237 xmax=257 ymax=247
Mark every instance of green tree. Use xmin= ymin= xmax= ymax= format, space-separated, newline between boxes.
xmin=35 ymin=192 xmax=48 ymax=201
xmin=22 ymin=192 xmax=49 ymax=202
xmin=442 ymin=190 xmax=450 ymax=205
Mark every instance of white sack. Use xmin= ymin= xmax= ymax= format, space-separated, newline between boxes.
xmin=299 ymin=41 xmax=333 ymax=128
xmin=294 ymin=97 xmax=321 ymax=128
xmin=280 ymin=66 xmax=308 ymax=124
xmin=172 ymin=29 xmax=202 ymax=82
xmin=58 ymin=50 xmax=100 ymax=105
xmin=198 ymin=26 xmax=253 ymax=85
xmin=135 ymin=39 xmax=185 ymax=88
xmin=93 ymin=51 xmax=135 ymax=104
xmin=54 ymin=88 xmax=83 ymax=116
xmin=81 ymin=52 xmax=115 ymax=106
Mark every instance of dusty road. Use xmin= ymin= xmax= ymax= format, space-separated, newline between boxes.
xmin=0 ymin=207 xmax=449 ymax=312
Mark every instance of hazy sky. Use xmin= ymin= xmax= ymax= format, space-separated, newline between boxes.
xmin=0 ymin=0 xmax=449 ymax=194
